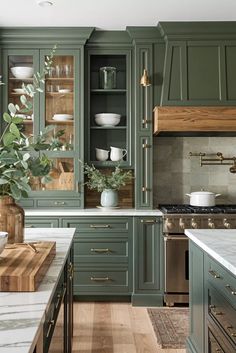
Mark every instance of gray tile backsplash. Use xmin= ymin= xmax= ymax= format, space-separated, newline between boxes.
xmin=153 ymin=137 xmax=236 ymax=206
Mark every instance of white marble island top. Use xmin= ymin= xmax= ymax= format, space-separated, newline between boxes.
xmin=0 ymin=228 xmax=75 ymax=353
xmin=185 ymin=229 xmax=236 ymax=277
xmin=25 ymin=208 xmax=163 ymax=217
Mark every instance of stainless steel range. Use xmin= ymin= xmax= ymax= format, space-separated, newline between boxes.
xmin=160 ymin=204 xmax=236 ymax=306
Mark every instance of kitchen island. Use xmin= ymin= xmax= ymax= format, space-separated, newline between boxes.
xmin=185 ymin=229 xmax=236 ymax=353
xmin=0 ymin=228 xmax=75 ymax=353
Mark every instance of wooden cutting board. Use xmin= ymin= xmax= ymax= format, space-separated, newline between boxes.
xmin=0 ymin=241 xmax=56 ymax=292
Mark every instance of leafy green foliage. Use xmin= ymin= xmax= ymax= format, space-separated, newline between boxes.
xmin=82 ymin=162 xmax=133 ymax=193
xmin=0 ymin=45 xmax=60 ymax=200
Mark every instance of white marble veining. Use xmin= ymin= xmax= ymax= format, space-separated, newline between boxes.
xmin=25 ymin=208 xmax=163 ymax=217
xmin=185 ymin=229 xmax=236 ymax=276
xmin=0 ymin=228 xmax=75 ymax=353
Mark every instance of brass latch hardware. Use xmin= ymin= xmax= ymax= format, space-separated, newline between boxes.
xmin=208 ymin=269 xmax=221 ymax=279
xmin=141 ymin=219 xmax=156 ymax=224
xmin=225 ymin=284 xmax=236 ymax=296
xmin=142 ymin=143 xmax=152 ymax=149
xmin=142 ymin=187 xmax=152 ymax=192
xmin=90 ymin=248 xmax=110 ymax=253
xmin=142 ymin=119 xmax=152 ymax=125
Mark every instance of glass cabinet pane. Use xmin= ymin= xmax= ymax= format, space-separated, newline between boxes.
xmin=8 ymin=55 xmax=34 ymax=136
xmin=31 ymin=157 xmax=74 ymax=191
xmin=45 ymin=55 xmax=74 ymax=151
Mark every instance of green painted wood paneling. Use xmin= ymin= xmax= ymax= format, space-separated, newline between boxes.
xmin=25 ymin=217 xmax=59 ymax=228
xmin=187 ymin=44 xmax=221 ymax=101
xmin=132 ymin=217 xmax=163 ymax=306
xmin=225 ymin=44 xmax=236 ymax=101
xmin=186 ymin=241 xmax=205 ymax=353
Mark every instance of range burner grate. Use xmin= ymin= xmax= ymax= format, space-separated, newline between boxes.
xmin=159 ymin=204 xmax=236 ymax=214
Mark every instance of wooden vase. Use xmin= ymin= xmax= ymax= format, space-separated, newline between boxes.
xmin=0 ymin=196 xmax=25 ymax=244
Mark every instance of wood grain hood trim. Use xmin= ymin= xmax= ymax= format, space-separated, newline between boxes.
xmin=153 ymin=106 xmax=236 ymax=135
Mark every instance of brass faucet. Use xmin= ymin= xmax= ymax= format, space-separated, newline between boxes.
xmin=189 ymin=152 xmax=236 ymax=173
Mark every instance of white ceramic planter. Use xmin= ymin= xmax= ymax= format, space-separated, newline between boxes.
xmin=100 ymin=189 xmax=118 ymax=207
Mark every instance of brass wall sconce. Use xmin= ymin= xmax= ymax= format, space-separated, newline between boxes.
xmin=189 ymin=152 xmax=236 ymax=174
xmin=140 ymin=69 xmax=151 ymax=87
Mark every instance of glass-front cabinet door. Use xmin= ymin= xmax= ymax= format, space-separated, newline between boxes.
xmin=3 ymin=49 xmax=39 ymax=137
xmin=36 ymin=49 xmax=81 ymax=201
xmin=2 ymin=48 xmax=83 ymax=207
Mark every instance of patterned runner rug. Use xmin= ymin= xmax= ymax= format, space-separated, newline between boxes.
xmin=147 ymin=307 xmax=189 ymax=349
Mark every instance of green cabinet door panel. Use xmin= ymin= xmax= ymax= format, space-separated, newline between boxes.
xmin=225 ymin=44 xmax=236 ymax=101
xmin=186 ymin=241 xmax=205 ymax=353
xmin=132 ymin=217 xmax=163 ymax=306
xmin=187 ymin=43 xmax=221 ymax=101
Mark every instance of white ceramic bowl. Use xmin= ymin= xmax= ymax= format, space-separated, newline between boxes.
xmin=53 ymin=114 xmax=73 ymax=121
xmin=11 ymin=66 xmax=34 ymax=79
xmin=0 ymin=232 xmax=8 ymax=255
xmin=95 ymin=113 xmax=121 ymax=126
xmin=13 ymin=88 xmax=25 ymax=94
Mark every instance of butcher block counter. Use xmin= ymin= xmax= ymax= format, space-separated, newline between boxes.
xmin=0 ymin=228 xmax=75 ymax=353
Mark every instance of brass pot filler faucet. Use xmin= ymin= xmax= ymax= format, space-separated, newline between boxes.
xmin=189 ymin=152 xmax=236 ymax=173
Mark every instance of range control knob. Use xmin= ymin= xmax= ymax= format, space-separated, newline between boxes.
xmin=208 ymin=218 xmax=215 ymax=229
xmin=165 ymin=218 xmax=174 ymax=231
xmin=223 ymin=218 xmax=231 ymax=229
xmin=191 ymin=218 xmax=198 ymax=229
xmin=179 ymin=217 xmax=185 ymax=230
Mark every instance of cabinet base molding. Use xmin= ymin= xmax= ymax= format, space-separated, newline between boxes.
xmin=131 ymin=293 xmax=163 ymax=307
xmin=74 ymin=294 xmax=131 ymax=302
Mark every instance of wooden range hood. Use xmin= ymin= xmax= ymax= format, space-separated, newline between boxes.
xmin=153 ymin=106 xmax=236 ymax=135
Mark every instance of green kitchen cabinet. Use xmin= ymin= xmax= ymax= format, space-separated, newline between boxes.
xmin=158 ymin=22 xmax=236 ymax=106
xmin=132 ymin=217 xmax=163 ymax=306
xmin=0 ymin=28 xmax=94 ymax=208
xmin=62 ymin=216 xmax=133 ymax=298
xmin=186 ymin=241 xmax=205 ymax=353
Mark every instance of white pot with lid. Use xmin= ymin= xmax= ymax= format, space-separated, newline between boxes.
xmin=186 ymin=191 xmax=221 ymax=207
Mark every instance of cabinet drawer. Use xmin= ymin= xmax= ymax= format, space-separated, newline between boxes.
xmin=206 ymin=255 xmax=236 ymax=308
xmin=37 ymin=199 xmax=81 ymax=208
xmin=74 ymin=238 xmax=128 ymax=263
xmin=208 ymin=283 xmax=236 ymax=348
xmin=25 ymin=218 xmax=59 ymax=228
xmin=73 ymin=266 xmax=130 ymax=293
xmin=63 ymin=217 xmax=131 ymax=233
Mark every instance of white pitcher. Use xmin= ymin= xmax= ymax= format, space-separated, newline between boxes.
xmin=95 ymin=148 xmax=109 ymax=161
xmin=110 ymin=146 xmax=127 ymax=161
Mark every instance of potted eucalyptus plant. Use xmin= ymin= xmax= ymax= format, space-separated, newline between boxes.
xmin=83 ymin=163 xmax=133 ymax=208
xmin=0 ymin=46 xmax=60 ymax=243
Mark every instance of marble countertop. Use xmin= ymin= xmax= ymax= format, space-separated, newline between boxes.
xmin=25 ymin=208 xmax=163 ymax=217
xmin=185 ymin=229 xmax=236 ymax=276
xmin=0 ymin=228 xmax=75 ymax=353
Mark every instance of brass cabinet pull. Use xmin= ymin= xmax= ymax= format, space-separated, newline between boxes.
xmin=54 ymin=201 xmax=65 ymax=206
xmin=68 ymin=262 xmax=73 ymax=277
xmin=55 ymin=293 xmax=61 ymax=309
xmin=142 ymin=187 xmax=152 ymax=192
xmin=216 ymin=349 xmax=222 ymax=352
xmin=90 ymin=224 xmax=110 ymax=229
xmin=142 ymin=143 xmax=152 ymax=149
xmin=25 ymin=224 xmax=34 ymax=228
xmin=208 ymin=269 xmax=221 ymax=279
xmin=90 ymin=248 xmax=110 ymax=253
xmin=90 ymin=276 xmax=110 ymax=281
xmin=141 ymin=219 xmax=156 ymax=224
xmin=225 ymin=284 xmax=236 ymax=295
xmin=46 ymin=319 xmax=55 ymax=338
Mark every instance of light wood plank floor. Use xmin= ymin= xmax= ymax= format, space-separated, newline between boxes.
xmin=72 ymin=302 xmax=186 ymax=353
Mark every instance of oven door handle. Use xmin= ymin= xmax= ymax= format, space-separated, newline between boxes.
xmin=164 ymin=236 xmax=187 ymax=241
